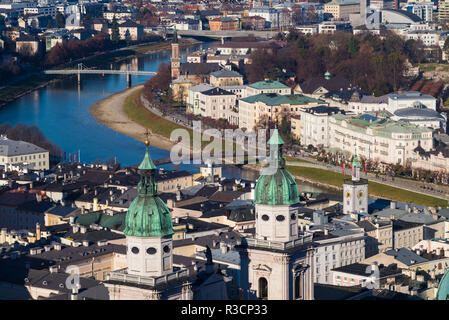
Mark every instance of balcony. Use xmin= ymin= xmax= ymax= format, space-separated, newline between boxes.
xmin=245 ymin=234 xmax=313 ymax=250
xmin=108 ymin=268 xmax=190 ymax=287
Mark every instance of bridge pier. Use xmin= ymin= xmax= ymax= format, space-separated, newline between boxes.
xmin=126 ymin=73 xmax=131 ymax=88
xmin=77 ymin=72 xmax=81 ymax=84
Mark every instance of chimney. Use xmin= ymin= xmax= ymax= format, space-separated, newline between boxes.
xmin=97 ymin=240 xmax=107 ymax=246
xmin=36 ymin=223 xmax=41 ymax=241
xmin=83 ymin=187 xmax=88 ymax=195
xmin=250 ymin=182 xmax=255 ymax=199
xmin=176 ymin=190 xmax=182 ymax=201
xmin=49 ymin=265 xmax=58 ymax=273
xmin=54 ymin=243 xmax=62 ymax=251
xmin=0 ymin=228 xmax=6 ymax=244
xmin=69 ymin=216 xmax=75 ymax=225
xmin=81 ymin=206 xmax=85 ymax=214
xmin=390 ymin=201 xmax=397 ymax=209
xmin=72 ymin=224 xmax=79 ymax=233
xmin=93 ymin=197 xmax=99 ymax=211
xmin=324 ymin=229 xmax=329 ymax=236
xmin=220 ymin=242 xmax=228 ymax=254
xmin=82 ymin=240 xmax=89 ymax=247
xmin=174 ymin=217 xmax=180 ymax=224
xmin=44 ymin=245 xmax=52 ymax=252
xmin=218 ymin=184 xmax=223 ymax=192
xmin=35 ymin=193 xmax=42 ymax=202
xmin=80 ymin=226 xmax=87 ymax=234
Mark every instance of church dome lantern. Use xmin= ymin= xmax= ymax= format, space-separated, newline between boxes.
xmin=254 ymin=128 xmax=299 ymax=206
xmin=123 ymin=140 xmax=174 ymax=238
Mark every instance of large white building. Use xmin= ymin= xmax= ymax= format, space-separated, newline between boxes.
xmin=249 ymin=7 xmax=280 ymax=28
xmin=196 ymin=87 xmax=238 ymax=125
xmin=311 ymin=217 xmax=365 ymax=284
xmin=329 ymin=113 xmax=434 ymax=165
xmin=239 ymin=93 xmax=325 ymax=131
xmin=387 ymin=91 xmax=436 ymax=112
xmin=245 ymin=80 xmax=291 ymax=98
xmin=0 ymin=136 xmax=50 ymax=170
xmin=300 ymin=106 xmax=346 ymax=148
xmin=391 ymin=105 xmax=446 ymax=131
xmin=348 ymin=91 xmax=437 ymax=115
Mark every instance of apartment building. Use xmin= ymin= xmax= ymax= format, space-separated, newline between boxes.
xmin=312 ymin=227 xmax=365 ymax=284
xmin=209 ymin=69 xmax=244 ymax=87
xmin=300 ymin=106 xmax=345 ymax=148
xmin=239 ymin=93 xmax=324 ymax=131
xmin=245 ymin=80 xmax=291 ymax=98
xmin=329 ymin=113 xmax=434 ymax=166
xmin=324 ymin=0 xmax=360 ymax=20
xmin=0 ymin=136 xmax=50 ymax=170
xmin=197 ymin=88 xmax=238 ymax=125
xmin=356 ymin=219 xmax=393 ymax=258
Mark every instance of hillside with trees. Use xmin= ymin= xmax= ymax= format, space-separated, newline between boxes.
xmin=247 ymin=30 xmax=427 ymax=96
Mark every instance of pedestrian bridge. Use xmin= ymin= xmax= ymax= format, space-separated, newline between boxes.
xmin=165 ymin=29 xmax=279 ymax=39
xmin=44 ymin=63 xmax=156 ymax=87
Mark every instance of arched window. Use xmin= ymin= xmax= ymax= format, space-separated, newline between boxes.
xmin=258 ymin=277 xmax=268 ymax=299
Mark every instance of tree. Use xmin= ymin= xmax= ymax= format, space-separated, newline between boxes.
xmin=111 ymin=16 xmax=120 ymax=43
xmin=56 ymin=12 xmax=65 ymax=28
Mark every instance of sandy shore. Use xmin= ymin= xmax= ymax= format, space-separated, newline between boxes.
xmin=89 ymin=85 xmax=176 ymax=151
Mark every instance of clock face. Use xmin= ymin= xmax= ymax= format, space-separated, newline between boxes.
xmin=358 ymin=191 xmax=364 ymax=199
xmin=346 ymin=192 xmax=351 ymax=199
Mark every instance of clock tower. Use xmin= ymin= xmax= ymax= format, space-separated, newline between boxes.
xmin=171 ymin=28 xmax=180 ymax=79
xmin=343 ymin=149 xmax=368 ymax=215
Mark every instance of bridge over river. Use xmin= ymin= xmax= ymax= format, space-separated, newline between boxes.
xmin=44 ymin=63 xmax=157 ymax=87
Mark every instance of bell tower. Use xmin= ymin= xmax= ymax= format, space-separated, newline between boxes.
xmin=254 ymin=128 xmax=299 ymax=242
xmin=123 ymin=140 xmax=174 ymax=277
xmin=171 ymin=28 xmax=180 ymax=79
xmin=237 ymin=128 xmax=314 ymax=301
xmin=343 ymin=147 xmax=368 ymax=215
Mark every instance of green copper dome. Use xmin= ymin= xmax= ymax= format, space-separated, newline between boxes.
xmin=437 ymin=269 xmax=449 ymax=300
xmin=123 ymin=142 xmax=174 ymax=237
xmin=254 ymin=128 xmax=299 ymax=206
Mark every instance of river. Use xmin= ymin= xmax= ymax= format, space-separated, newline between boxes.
xmin=0 ymin=42 xmax=335 ymax=195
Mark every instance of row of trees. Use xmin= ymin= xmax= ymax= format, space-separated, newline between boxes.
xmin=143 ymin=62 xmax=171 ymax=100
xmin=0 ymin=123 xmax=62 ymax=156
xmin=0 ymin=60 xmax=22 ymax=85
xmin=247 ymin=30 xmax=427 ymax=95
xmin=44 ymin=33 xmax=115 ymax=66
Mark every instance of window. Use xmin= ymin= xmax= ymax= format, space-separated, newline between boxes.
xmin=163 ymin=245 xmax=171 ymax=253
xmin=131 ymin=247 xmax=139 ymax=254
xmin=262 ymin=214 xmax=269 ymax=221
xmin=146 ymin=247 xmax=156 ymax=255
xmin=276 ymin=215 xmax=285 ymax=222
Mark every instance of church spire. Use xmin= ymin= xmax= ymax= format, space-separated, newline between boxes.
xmin=267 ymin=126 xmax=285 ymax=169
xmin=352 ymin=146 xmax=360 ymax=181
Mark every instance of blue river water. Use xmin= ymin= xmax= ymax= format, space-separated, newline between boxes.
xmin=0 ymin=42 xmax=331 ymax=192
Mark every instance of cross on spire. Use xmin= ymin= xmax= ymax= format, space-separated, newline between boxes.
xmin=144 ymin=128 xmax=150 ymax=147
